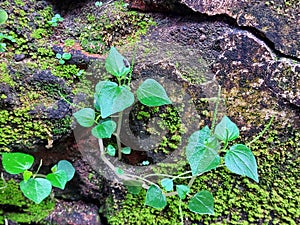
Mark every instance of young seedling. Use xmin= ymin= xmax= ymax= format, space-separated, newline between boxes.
xmin=0 ymin=9 xmax=8 ymax=25
xmin=48 ymin=14 xmax=64 ymax=27
xmin=73 ymin=46 xmax=273 ymax=224
xmin=1 ymin=152 xmax=75 ymax=204
xmin=56 ymin=52 xmax=72 ymax=64
xmin=95 ymin=1 xmax=103 ymax=7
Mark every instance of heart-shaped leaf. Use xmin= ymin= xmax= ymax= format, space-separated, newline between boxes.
xmin=57 ymin=160 xmax=75 ymax=181
xmin=124 ymin=179 xmax=143 ymax=195
xmin=214 ymin=116 xmax=239 ymax=142
xmin=137 ymin=79 xmax=172 ymax=107
xmin=20 ymin=178 xmax=52 ymax=204
xmin=188 ymin=190 xmax=214 ymax=215
xmin=186 ymin=126 xmax=220 ymax=176
xmin=73 ymin=108 xmax=95 ymax=127
xmin=92 ymin=120 xmax=117 ymax=138
xmin=46 ymin=170 xmax=68 ymax=189
xmin=105 ymin=46 xmax=130 ymax=77
xmin=106 ymin=144 xmax=116 ymax=156
xmin=2 ymin=153 xmax=34 ymax=174
xmin=145 ymin=185 xmax=167 ymax=209
xmin=0 ymin=9 xmax=8 ymax=25
xmin=121 ymin=147 xmax=131 ymax=155
xmin=176 ymin=185 xmax=190 ymax=200
xmin=23 ymin=171 xmax=32 ymax=182
xmin=225 ymin=144 xmax=259 ymax=182
xmin=161 ymin=178 xmax=173 ymax=192
xmin=94 ymin=81 xmax=134 ymax=118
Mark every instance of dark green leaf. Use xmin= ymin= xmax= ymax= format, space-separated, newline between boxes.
xmin=188 ymin=190 xmax=214 ymax=215
xmin=46 ymin=170 xmax=68 ymax=189
xmin=214 ymin=116 xmax=239 ymax=142
xmin=186 ymin=126 xmax=220 ymax=176
xmin=121 ymin=147 xmax=131 ymax=155
xmin=176 ymin=185 xmax=190 ymax=200
xmin=57 ymin=160 xmax=75 ymax=181
xmin=225 ymin=144 xmax=259 ymax=182
xmin=145 ymin=185 xmax=167 ymax=209
xmin=62 ymin=52 xmax=71 ymax=60
xmin=94 ymin=81 xmax=134 ymax=118
xmin=105 ymin=46 xmax=130 ymax=77
xmin=92 ymin=120 xmax=116 ymax=138
xmin=20 ymin=178 xmax=52 ymax=204
xmin=106 ymin=145 xmax=116 ymax=156
xmin=124 ymin=179 xmax=143 ymax=195
xmin=73 ymin=108 xmax=95 ymax=127
xmin=137 ymin=79 xmax=172 ymax=107
xmin=161 ymin=178 xmax=173 ymax=192
xmin=2 ymin=153 xmax=34 ymax=174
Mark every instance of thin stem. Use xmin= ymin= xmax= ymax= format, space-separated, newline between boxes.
xmin=116 ymin=111 xmax=123 ymax=160
xmin=33 ymin=159 xmax=43 ymax=178
xmin=211 ymin=85 xmax=221 ymax=135
xmin=58 ymin=91 xmax=79 ymax=108
xmin=247 ymin=115 xmax=275 ymax=146
xmin=188 ymin=176 xmax=196 ymax=188
xmin=127 ymin=43 xmax=137 ymax=86
xmin=0 ymin=173 xmax=7 ymax=190
xmin=179 ymin=199 xmax=184 ymax=225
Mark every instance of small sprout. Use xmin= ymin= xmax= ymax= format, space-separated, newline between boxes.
xmin=0 ymin=8 xmax=8 ymax=25
xmin=48 ymin=14 xmax=64 ymax=27
xmin=95 ymin=1 xmax=103 ymax=7
xmin=56 ymin=52 xmax=72 ymax=64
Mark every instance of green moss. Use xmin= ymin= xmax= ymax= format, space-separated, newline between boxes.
xmin=79 ymin=2 xmax=156 ymax=54
xmin=0 ymin=179 xmax=55 ymax=224
xmin=0 ymin=62 xmax=15 ymax=87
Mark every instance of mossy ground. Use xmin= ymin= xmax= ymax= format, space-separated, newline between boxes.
xmin=0 ymin=179 xmax=55 ymax=224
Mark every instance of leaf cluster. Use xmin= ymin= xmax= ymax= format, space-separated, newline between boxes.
xmin=56 ymin=52 xmax=72 ymax=64
xmin=47 ymin=14 xmax=64 ymax=27
xmin=1 ymin=152 xmax=75 ymax=204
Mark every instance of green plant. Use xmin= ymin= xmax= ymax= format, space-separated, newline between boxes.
xmin=48 ymin=14 xmax=63 ymax=27
xmin=56 ymin=52 xmax=72 ymax=64
xmin=0 ymin=9 xmax=8 ymax=25
xmin=95 ymin=1 xmax=103 ymax=7
xmin=0 ymin=9 xmax=16 ymax=52
xmin=1 ymin=152 xmax=75 ymax=204
xmin=72 ymin=47 xmax=271 ymax=224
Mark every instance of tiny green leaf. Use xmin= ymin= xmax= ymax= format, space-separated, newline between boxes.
xmin=214 ymin=116 xmax=239 ymax=142
xmin=94 ymin=81 xmax=134 ymax=118
xmin=121 ymin=147 xmax=131 ymax=155
xmin=225 ymin=144 xmax=259 ymax=182
xmin=145 ymin=185 xmax=167 ymax=209
xmin=91 ymin=120 xmax=117 ymax=139
xmin=20 ymin=178 xmax=52 ymax=204
xmin=137 ymin=79 xmax=172 ymax=107
xmin=46 ymin=170 xmax=68 ymax=189
xmin=59 ymin=59 xmax=65 ymax=64
xmin=0 ymin=9 xmax=8 ymax=24
xmin=51 ymin=164 xmax=58 ymax=173
xmin=73 ymin=108 xmax=95 ymax=127
xmin=62 ymin=52 xmax=71 ymax=60
xmin=188 ymin=190 xmax=214 ymax=215
xmin=23 ymin=170 xmax=32 ymax=182
xmin=141 ymin=160 xmax=150 ymax=166
xmin=106 ymin=145 xmax=116 ymax=156
xmin=2 ymin=153 xmax=34 ymax=174
xmin=124 ymin=179 xmax=143 ymax=195
xmin=105 ymin=46 xmax=130 ymax=77
xmin=116 ymin=167 xmax=124 ymax=175
xmin=55 ymin=53 xmax=62 ymax=59
xmin=176 ymin=185 xmax=190 ymax=200
xmin=57 ymin=160 xmax=75 ymax=181
xmin=186 ymin=126 xmax=220 ymax=176
xmin=161 ymin=178 xmax=173 ymax=192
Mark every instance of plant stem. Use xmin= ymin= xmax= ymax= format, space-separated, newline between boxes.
xmin=127 ymin=43 xmax=137 ymax=86
xmin=116 ymin=111 xmax=123 ymax=160
xmin=210 ymin=85 xmax=221 ymax=135
xmin=247 ymin=115 xmax=275 ymax=146
xmin=0 ymin=173 xmax=7 ymax=190
xmin=179 ymin=199 xmax=184 ymax=225
xmin=33 ymin=159 xmax=43 ymax=178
